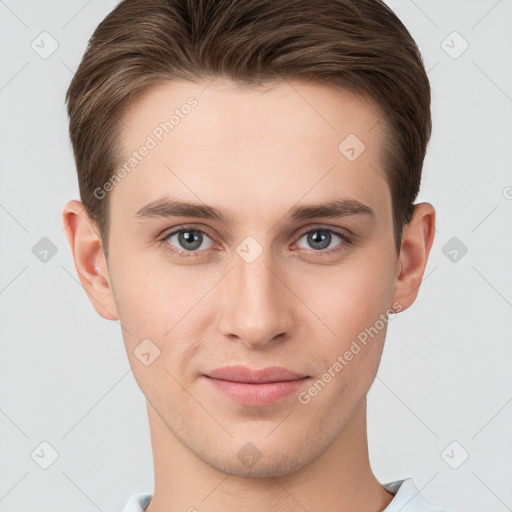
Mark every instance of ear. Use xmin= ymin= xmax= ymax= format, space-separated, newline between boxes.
xmin=391 ymin=202 xmax=436 ymax=312
xmin=62 ymin=200 xmax=119 ymax=321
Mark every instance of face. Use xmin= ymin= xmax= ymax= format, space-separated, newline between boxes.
xmin=101 ymin=78 xmax=403 ymax=477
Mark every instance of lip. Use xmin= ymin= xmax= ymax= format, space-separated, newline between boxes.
xmin=205 ymin=365 xmax=308 ymax=383
xmin=203 ymin=366 xmax=310 ymax=406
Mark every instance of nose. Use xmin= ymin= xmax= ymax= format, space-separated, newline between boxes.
xmin=218 ymin=244 xmax=295 ymax=348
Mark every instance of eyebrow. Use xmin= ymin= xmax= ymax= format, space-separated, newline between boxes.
xmin=133 ymin=196 xmax=375 ymax=224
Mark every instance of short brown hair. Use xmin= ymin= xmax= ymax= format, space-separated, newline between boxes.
xmin=66 ymin=0 xmax=431 ymax=256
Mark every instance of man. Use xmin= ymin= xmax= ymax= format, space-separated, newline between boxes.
xmin=63 ymin=0 xmax=451 ymax=510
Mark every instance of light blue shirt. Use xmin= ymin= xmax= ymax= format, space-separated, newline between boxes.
xmin=122 ymin=478 xmax=456 ymax=511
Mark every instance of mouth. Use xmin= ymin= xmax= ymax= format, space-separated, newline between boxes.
xmin=204 ymin=365 xmax=309 ymax=383
xmin=202 ymin=366 xmax=311 ymax=406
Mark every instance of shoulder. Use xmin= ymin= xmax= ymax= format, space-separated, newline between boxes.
xmin=383 ymin=478 xmax=458 ymax=512
xmin=122 ymin=493 xmax=153 ymax=512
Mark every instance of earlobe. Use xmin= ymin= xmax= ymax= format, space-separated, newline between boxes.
xmin=391 ymin=202 xmax=436 ymax=312
xmin=62 ymin=200 xmax=119 ymax=321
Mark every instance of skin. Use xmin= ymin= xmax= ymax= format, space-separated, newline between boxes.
xmin=63 ymin=78 xmax=435 ymax=512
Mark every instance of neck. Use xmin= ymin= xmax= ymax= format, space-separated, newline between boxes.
xmin=145 ymin=399 xmax=394 ymax=512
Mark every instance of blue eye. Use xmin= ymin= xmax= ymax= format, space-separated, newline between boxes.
xmin=159 ymin=226 xmax=352 ymax=259
xmin=295 ymin=229 xmax=349 ymax=252
xmin=164 ymin=229 xmax=214 ymax=255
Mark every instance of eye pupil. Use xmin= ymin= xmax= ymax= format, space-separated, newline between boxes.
xmin=179 ymin=230 xmax=202 ymax=250
xmin=308 ymin=230 xmax=331 ymax=250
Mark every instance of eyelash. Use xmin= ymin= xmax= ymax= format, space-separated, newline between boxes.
xmin=157 ymin=225 xmax=354 ymax=259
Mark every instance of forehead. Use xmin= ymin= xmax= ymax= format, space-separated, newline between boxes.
xmin=121 ymin=78 xmax=384 ymax=149
xmin=111 ymin=78 xmax=390 ymax=224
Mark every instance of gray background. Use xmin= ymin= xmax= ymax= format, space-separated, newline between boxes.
xmin=0 ymin=0 xmax=511 ymax=511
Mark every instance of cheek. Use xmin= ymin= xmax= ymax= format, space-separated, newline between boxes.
xmin=109 ymin=236 xmax=177 ymax=318
xmin=304 ymin=264 xmax=394 ymax=395
xmin=108 ymin=261 xmax=192 ymax=396
xmin=294 ymin=253 xmax=396 ymax=397
xmin=108 ymin=249 xmax=216 ymax=357
xmin=301 ymin=253 xmax=395 ymax=339
xmin=108 ymin=247 xmax=170 ymax=351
